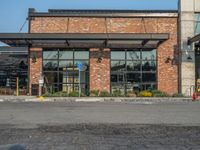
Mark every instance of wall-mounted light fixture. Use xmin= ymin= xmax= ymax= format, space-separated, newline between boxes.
xmin=32 ymin=53 xmax=37 ymax=63
xmin=165 ymin=56 xmax=173 ymax=63
xmin=187 ymin=55 xmax=192 ymax=60
xmin=97 ymin=48 xmax=103 ymax=63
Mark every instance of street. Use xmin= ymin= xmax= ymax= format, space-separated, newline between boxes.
xmin=0 ymin=101 xmax=200 ymax=149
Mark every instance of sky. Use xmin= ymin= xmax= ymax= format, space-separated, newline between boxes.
xmin=0 ymin=0 xmax=178 ymax=33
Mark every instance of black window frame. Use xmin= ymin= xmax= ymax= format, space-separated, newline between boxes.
xmin=43 ymin=48 xmax=90 ymax=95
xmin=110 ymin=48 xmax=157 ymax=95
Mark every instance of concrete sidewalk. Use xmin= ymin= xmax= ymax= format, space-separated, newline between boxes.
xmin=0 ymin=95 xmax=196 ymax=103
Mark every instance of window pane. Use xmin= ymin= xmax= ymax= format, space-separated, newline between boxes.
xmin=142 ymin=49 xmax=156 ymax=60
xmin=59 ymin=60 xmax=73 ymax=71
xmin=142 ymin=73 xmax=156 ymax=82
xmin=43 ymin=60 xmax=58 ymax=71
xmin=44 ymin=72 xmax=58 ymax=84
xmin=142 ymin=60 xmax=156 ymax=71
xmin=111 ymin=61 xmax=126 ymax=71
xmin=59 ymin=71 xmax=74 ymax=83
xmin=74 ymin=60 xmax=89 ymax=71
xmin=195 ymin=13 xmax=200 ymax=35
xmin=126 ymin=73 xmax=141 ymax=83
xmin=74 ymin=51 xmax=89 ymax=59
xmin=43 ymin=50 xmax=58 ymax=59
xmin=127 ymin=50 xmax=140 ymax=60
xmin=111 ymin=73 xmax=125 ymax=83
xmin=59 ymin=84 xmax=74 ymax=93
xmin=44 ymin=84 xmax=59 ymax=93
xmin=59 ymin=51 xmax=73 ymax=59
xmin=111 ymin=51 xmax=125 ymax=60
xmin=141 ymin=84 xmax=156 ymax=91
xmin=111 ymin=83 xmax=125 ymax=95
xmin=127 ymin=61 xmax=141 ymax=71
xmin=126 ymin=83 xmax=141 ymax=93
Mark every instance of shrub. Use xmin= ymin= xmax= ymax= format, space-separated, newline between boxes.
xmin=42 ymin=91 xmax=69 ymax=97
xmin=127 ymin=91 xmax=137 ymax=97
xmin=69 ymin=91 xmax=79 ymax=97
xmin=112 ymin=90 xmax=124 ymax=97
xmin=99 ymin=90 xmax=111 ymax=97
xmin=172 ymin=93 xmax=184 ymax=97
xmin=42 ymin=92 xmax=52 ymax=97
xmin=90 ymin=90 xmax=100 ymax=97
xmin=150 ymin=90 xmax=169 ymax=97
xmin=138 ymin=91 xmax=153 ymax=97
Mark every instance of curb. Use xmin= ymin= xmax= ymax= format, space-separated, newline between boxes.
xmin=0 ymin=96 xmax=198 ymax=103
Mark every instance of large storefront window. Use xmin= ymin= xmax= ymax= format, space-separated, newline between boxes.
xmin=195 ymin=13 xmax=200 ymax=35
xmin=0 ymin=52 xmax=28 ymax=95
xmin=43 ymin=49 xmax=89 ymax=95
xmin=111 ymin=49 xmax=157 ymax=95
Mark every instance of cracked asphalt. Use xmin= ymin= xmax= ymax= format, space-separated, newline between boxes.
xmin=0 ymin=101 xmax=200 ymax=150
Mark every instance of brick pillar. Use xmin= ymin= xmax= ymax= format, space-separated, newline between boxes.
xmin=90 ymin=48 xmax=110 ymax=93
xmin=157 ymin=41 xmax=178 ymax=95
xmin=29 ymin=48 xmax=43 ymax=96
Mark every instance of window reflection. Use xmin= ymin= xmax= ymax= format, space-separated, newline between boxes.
xmin=43 ymin=49 xmax=89 ymax=95
xmin=111 ymin=49 xmax=157 ymax=94
xmin=111 ymin=51 xmax=125 ymax=60
xmin=43 ymin=60 xmax=58 ymax=71
xmin=142 ymin=61 xmax=156 ymax=71
xmin=43 ymin=50 xmax=58 ymax=59
xmin=59 ymin=61 xmax=73 ymax=71
xmin=142 ymin=49 xmax=156 ymax=60
xmin=74 ymin=51 xmax=89 ymax=59
xmin=0 ymin=53 xmax=28 ymax=95
xmin=111 ymin=61 xmax=126 ymax=71
xmin=127 ymin=51 xmax=140 ymax=60
xmin=59 ymin=51 xmax=73 ymax=59
xmin=127 ymin=61 xmax=141 ymax=71
xmin=195 ymin=13 xmax=200 ymax=35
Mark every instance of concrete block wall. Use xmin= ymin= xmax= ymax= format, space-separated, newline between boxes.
xmin=179 ymin=0 xmax=196 ymax=96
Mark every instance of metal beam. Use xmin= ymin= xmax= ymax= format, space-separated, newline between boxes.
xmin=0 ymin=33 xmax=169 ymax=41
xmin=188 ymin=34 xmax=200 ymax=44
xmin=142 ymin=39 xmax=149 ymax=46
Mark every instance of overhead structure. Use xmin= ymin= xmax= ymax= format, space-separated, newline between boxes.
xmin=0 ymin=33 xmax=169 ymax=48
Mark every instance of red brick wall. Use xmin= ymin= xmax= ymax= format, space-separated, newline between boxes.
xmin=29 ymin=48 xmax=42 ymax=95
xmin=30 ymin=16 xmax=178 ymax=94
xmin=157 ymin=18 xmax=178 ymax=94
xmin=90 ymin=48 xmax=110 ymax=92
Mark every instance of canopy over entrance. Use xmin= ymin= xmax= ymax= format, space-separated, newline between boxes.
xmin=0 ymin=33 xmax=169 ymax=48
xmin=188 ymin=34 xmax=200 ymax=45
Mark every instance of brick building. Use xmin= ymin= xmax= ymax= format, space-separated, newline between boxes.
xmin=0 ymin=9 xmax=179 ymax=96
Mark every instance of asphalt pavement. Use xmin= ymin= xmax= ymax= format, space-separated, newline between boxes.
xmin=0 ymin=101 xmax=200 ymax=150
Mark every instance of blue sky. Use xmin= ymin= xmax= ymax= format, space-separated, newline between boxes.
xmin=0 ymin=0 xmax=178 ymax=33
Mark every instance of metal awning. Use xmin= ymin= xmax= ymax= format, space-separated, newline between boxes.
xmin=0 ymin=33 xmax=169 ymax=48
xmin=0 ymin=47 xmax=28 ymax=54
xmin=188 ymin=34 xmax=200 ymax=45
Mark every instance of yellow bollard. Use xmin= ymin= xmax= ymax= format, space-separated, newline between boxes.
xmin=16 ymin=77 xmax=19 ymax=96
xmin=38 ymin=96 xmax=45 ymax=102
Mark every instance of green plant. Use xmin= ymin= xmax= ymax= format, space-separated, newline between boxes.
xmin=172 ymin=93 xmax=184 ymax=97
xmin=138 ymin=91 xmax=153 ymax=97
xmin=99 ymin=90 xmax=111 ymax=97
xmin=150 ymin=90 xmax=169 ymax=97
xmin=42 ymin=92 xmax=52 ymax=97
xmin=90 ymin=90 xmax=100 ymax=97
xmin=112 ymin=89 xmax=124 ymax=97
xmin=69 ymin=91 xmax=79 ymax=97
